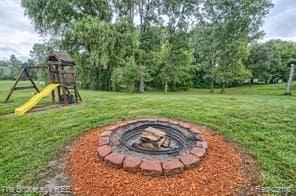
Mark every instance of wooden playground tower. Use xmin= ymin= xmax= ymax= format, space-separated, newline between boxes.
xmin=5 ymin=51 xmax=82 ymax=105
xmin=46 ymin=51 xmax=82 ymax=104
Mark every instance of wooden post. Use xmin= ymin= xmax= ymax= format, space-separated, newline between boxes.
xmin=61 ymin=67 xmax=68 ymax=105
xmin=57 ymin=86 xmax=62 ymax=104
xmin=285 ymin=64 xmax=295 ymax=95
xmin=4 ymin=68 xmax=40 ymax=103
xmin=74 ymin=86 xmax=82 ymax=102
xmin=51 ymin=89 xmax=55 ymax=103
xmin=24 ymin=68 xmax=39 ymax=93
xmin=4 ymin=69 xmax=25 ymax=103
xmin=62 ymin=87 xmax=68 ymax=105
xmin=74 ymin=87 xmax=78 ymax=103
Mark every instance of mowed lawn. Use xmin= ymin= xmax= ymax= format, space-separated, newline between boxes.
xmin=0 ymin=80 xmax=295 ymax=189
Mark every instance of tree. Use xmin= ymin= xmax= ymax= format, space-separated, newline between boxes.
xmin=269 ymin=40 xmax=296 ymax=81
xmin=136 ymin=26 xmax=164 ymax=91
xmin=8 ymin=55 xmax=22 ymax=79
xmin=21 ymin=0 xmax=112 ymax=35
xmin=156 ymin=41 xmax=194 ymax=93
xmin=111 ymin=19 xmax=141 ymax=92
xmin=30 ymin=43 xmax=52 ymax=64
xmin=198 ymin=0 xmax=272 ymax=92
xmin=157 ymin=42 xmax=172 ymax=93
xmin=136 ymin=0 xmax=162 ymax=93
xmin=0 ymin=60 xmax=9 ymax=67
xmin=111 ymin=56 xmax=138 ymax=92
xmin=124 ymin=57 xmax=139 ymax=92
xmin=65 ymin=16 xmax=116 ymax=90
xmin=247 ymin=43 xmax=281 ymax=84
xmin=192 ymin=25 xmax=220 ymax=92
xmin=30 ymin=43 xmax=53 ymax=82
xmin=0 ymin=61 xmax=9 ymax=79
xmin=154 ymin=0 xmax=196 ymax=92
xmin=65 ymin=17 xmax=141 ymax=90
xmin=245 ymin=40 xmax=296 ymax=84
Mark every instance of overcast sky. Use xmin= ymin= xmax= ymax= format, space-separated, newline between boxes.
xmin=0 ymin=0 xmax=295 ymax=61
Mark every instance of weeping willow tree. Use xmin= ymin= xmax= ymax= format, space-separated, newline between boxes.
xmin=65 ymin=17 xmax=141 ymax=90
xmin=64 ymin=17 xmax=115 ymax=90
xmin=21 ymin=0 xmax=115 ymax=90
xmin=21 ymin=0 xmax=112 ymax=35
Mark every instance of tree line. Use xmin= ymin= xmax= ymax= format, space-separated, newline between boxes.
xmin=0 ymin=55 xmax=36 ymax=80
xmin=4 ymin=0 xmax=295 ymax=92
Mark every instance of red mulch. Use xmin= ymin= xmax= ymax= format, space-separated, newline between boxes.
xmin=67 ymin=122 xmax=245 ymax=196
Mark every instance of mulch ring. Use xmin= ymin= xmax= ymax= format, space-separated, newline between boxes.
xmin=67 ymin=120 xmax=261 ymax=196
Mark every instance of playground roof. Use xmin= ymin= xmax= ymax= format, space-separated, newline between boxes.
xmin=47 ymin=51 xmax=75 ymax=66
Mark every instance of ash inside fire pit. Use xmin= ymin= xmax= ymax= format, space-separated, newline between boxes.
xmin=97 ymin=119 xmax=208 ymax=176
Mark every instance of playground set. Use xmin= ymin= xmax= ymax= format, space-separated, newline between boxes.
xmin=4 ymin=51 xmax=82 ymax=115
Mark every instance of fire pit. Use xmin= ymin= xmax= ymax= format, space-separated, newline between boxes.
xmin=97 ymin=119 xmax=207 ymax=176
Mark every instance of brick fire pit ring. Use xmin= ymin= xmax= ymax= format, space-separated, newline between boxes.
xmin=97 ymin=119 xmax=208 ymax=177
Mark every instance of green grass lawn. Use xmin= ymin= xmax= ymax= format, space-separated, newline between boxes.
xmin=0 ymin=80 xmax=295 ymax=190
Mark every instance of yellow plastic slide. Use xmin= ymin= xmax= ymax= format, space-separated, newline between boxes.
xmin=15 ymin=83 xmax=60 ymax=116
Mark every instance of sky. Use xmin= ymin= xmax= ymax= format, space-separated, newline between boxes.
xmin=0 ymin=0 xmax=295 ymax=62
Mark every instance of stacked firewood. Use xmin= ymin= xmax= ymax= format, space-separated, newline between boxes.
xmin=140 ymin=127 xmax=170 ymax=150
